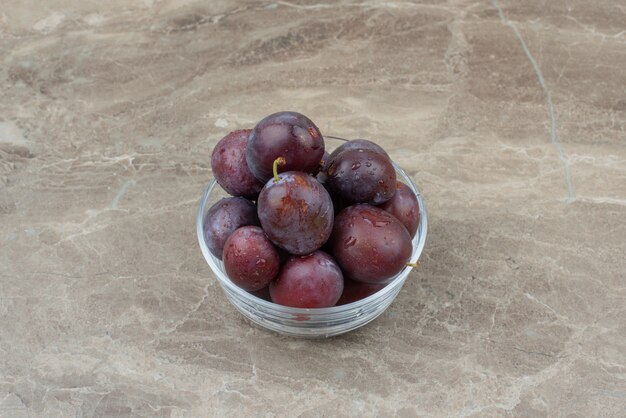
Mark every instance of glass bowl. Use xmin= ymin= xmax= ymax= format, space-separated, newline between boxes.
xmin=196 ymin=136 xmax=428 ymax=337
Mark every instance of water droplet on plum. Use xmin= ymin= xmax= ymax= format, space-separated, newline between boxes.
xmin=344 ymin=236 xmax=357 ymax=247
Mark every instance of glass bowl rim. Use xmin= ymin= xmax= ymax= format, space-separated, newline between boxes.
xmin=196 ymin=135 xmax=428 ymax=315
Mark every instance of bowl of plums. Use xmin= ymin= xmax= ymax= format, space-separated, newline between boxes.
xmin=197 ymin=111 xmax=427 ymax=337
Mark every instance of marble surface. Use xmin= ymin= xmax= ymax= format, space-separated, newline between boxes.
xmin=1 ymin=0 xmax=625 ymax=416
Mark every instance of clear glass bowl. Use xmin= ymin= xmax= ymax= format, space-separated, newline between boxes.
xmin=196 ymin=136 xmax=428 ymax=337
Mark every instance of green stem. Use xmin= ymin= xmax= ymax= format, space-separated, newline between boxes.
xmin=273 ymin=157 xmax=286 ymax=183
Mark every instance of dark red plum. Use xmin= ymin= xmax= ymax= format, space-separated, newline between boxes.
xmin=330 ymin=204 xmax=412 ymax=284
xmin=249 ymin=286 xmax=271 ymax=301
xmin=211 ymin=129 xmax=263 ymax=198
xmin=326 ymin=148 xmax=396 ymax=205
xmin=246 ymin=111 xmax=324 ymax=182
xmin=336 ymin=279 xmax=387 ymax=305
xmin=379 ymin=181 xmax=420 ymax=238
xmin=328 ymin=138 xmax=389 ymax=163
xmin=223 ymin=226 xmax=280 ymax=292
xmin=257 ymin=170 xmax=333 ymax=255
xmin=270 ymin=251 xmax=344 ymax=308
xmin=203 ymin=197 xmax=259 ymax=259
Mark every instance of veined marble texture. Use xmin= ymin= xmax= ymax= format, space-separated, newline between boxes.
xmin=1 ymin=0 xmax=625 ymax=417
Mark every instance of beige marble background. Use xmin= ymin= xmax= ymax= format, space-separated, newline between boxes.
xmin=1 ymin=0 xmax=625 ymax=416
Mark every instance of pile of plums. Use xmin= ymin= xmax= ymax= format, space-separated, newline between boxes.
xmin=204 ymin=111 xmax=420 ymax=308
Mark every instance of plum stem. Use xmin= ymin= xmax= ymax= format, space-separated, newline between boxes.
xmin=273 ymin=157 xmax=286 ymax=183
xmin=406 ymin=261 xmax=421 ymax=268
